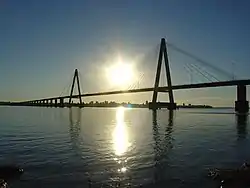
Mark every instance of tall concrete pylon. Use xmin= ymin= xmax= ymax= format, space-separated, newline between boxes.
xmin=69 ymin=69 xmax=82 ymax=105
xmin=150 ymin=38 xmax=176 ymax=110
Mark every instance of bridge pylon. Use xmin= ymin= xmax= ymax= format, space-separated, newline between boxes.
xmin=149 ymin=38 xmax=176 ymax=110
xmin=69 ymin=69 xmax=82 ymax=105
xmin=235 ymin=84 xmax=249 ymax=113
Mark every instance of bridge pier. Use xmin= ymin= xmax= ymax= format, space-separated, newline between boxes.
xmin=235 ymin=84 xmax=249 ymax=113
xmin=59 ymin=98 xmax=64 ymax=107
xmin=54 ymin=99 xmax=58 ymax=107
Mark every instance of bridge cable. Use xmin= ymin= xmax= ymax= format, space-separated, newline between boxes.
xmin=187 ymin=63 xmax=215 ymax=82
xmin=59 ymin=72 xmax=74 ymax=97
xmin=136 ymin=73 xmax=145 ymax=89
xmin=130 ymin=43 xmax=160 ymax=88
xmin=127 ymin=72 xmax=144 ymax=90
xmin=183 ymin=61 xmax=213 ymax=83
xmin=139 ymin=73 xmax=145 ymax=88
xmin=188 ymin=62 xmax=220 ymax=82
xmin=183 ymin=63 xmax=194 ymax=84
xmin=78 ymin=71 xmax=84 ymax=94
xmin=183 ymin=63 xmax=204 ymax=83
xmin=167 ymin=43 xmax=234 ymax=80
xmin=181 ymin=59 xmax=220 ymax=82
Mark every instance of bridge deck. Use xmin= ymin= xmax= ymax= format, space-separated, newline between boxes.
xmin=25 ymin=79 xmax=250 ymax=102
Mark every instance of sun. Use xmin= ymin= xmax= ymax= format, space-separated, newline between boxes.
xmin=106 ymin=56 xmax=134 ymax=88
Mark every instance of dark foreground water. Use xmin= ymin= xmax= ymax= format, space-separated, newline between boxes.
xmin=0 ymin=107 xmax=249 ymax=188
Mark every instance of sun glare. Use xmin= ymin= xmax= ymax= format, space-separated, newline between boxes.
xmin=113 ymin=107 xmax=130 ymax=156
xmin=106 ymin=56 xmax=134 ymax=88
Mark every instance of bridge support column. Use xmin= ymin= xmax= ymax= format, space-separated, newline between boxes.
xmin=59 ymin=98 xmax=64 ymax=107
xmin=149 ymin=38 xmax=176 ymax=110
xmin=54 ymin=99 xmax=58 ymax=107
xmin=235 ymin=84 xmax=249 ymax=113
xmin=69 ymin=69 xmax=83 ymax=105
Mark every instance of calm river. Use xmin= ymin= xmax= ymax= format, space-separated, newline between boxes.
xmin=0 ymin=107 xmax=249 ymax=187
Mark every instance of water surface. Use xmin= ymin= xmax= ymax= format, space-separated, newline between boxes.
xmin=0 ymin=107 xmax=249 ymax=187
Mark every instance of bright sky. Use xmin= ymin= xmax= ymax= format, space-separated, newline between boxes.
xmin=1 ymin=0 xmax=250 ymax=106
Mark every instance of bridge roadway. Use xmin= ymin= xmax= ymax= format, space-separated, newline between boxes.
xmin=27 ymin=79 xmax=250 ymax=103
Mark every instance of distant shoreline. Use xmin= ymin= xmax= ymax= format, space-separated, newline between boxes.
xmin=177 ymin=104 xmax=212 ymax=109
xmin=0 ymin=101 xmax=214 ymax=109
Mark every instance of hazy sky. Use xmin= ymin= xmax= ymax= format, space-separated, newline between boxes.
xmin=1 ymin=0 xmax=250 ymax=106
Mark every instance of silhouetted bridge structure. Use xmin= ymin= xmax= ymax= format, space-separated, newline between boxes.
xmin=4 ymin=38 xmax=250 ymax=113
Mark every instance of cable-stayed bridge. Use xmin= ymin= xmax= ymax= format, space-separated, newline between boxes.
xmin=4 ymin=38 xmax=250 ymax=113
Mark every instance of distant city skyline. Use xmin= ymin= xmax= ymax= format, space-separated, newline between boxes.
xmin=1 ymin=0 xmax=250 ymax=106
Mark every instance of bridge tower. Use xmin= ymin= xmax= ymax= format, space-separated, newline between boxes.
xmin=69 ymin=69 xmax=82 ymax=105
xmin=149 ymin=38 xmax=176 ymax=110
xmin=235 ymin=84 xmax=249 ymax=113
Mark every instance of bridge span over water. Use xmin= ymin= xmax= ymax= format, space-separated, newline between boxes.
xmin=5 ymin=38 xmax=250 ymax=113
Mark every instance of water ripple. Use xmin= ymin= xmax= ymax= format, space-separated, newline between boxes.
xmin=0 ymin=107 xmax=249 ymax=187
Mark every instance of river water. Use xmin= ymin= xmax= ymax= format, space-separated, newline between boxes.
xmin=0 ymin=106 xmax=249 ymax=188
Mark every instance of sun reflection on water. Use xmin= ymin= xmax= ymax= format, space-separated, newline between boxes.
xmin=112 ymin=107 xmax=130 ymax=173
xmin=113 ymin=107 xmax=130 ymax=156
